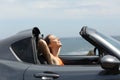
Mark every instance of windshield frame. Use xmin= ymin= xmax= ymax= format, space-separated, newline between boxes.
xmin=80 ymin=27 xmax=120 ymax=60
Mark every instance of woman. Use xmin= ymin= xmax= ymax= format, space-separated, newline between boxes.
xmin=38 ymin=34 xmax=64 ymax=66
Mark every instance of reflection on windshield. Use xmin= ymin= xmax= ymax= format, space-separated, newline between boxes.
xmin=97 ymin=32 xmax=120 ymax=50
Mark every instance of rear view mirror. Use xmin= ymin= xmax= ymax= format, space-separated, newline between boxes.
xmin=100 ymin=55 xmax=120 ymax=71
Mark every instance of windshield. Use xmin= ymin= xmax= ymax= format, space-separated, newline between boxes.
xmin=97 ymin=31 xmax=120 ymax=51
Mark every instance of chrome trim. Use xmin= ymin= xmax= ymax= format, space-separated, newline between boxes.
xmin=9 ymin=47 xmax=22 ymax=62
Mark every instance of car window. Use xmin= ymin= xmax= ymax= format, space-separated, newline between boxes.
xmin=11 ymin=37 xmax=35 ymax=63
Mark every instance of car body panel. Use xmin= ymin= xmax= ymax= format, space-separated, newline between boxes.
xmin=24 ymin=64 xmax=120 ymax=80
xmin=0 ymin=60 xmax=30 ymax=80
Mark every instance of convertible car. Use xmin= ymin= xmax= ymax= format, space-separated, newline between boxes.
xmin=0 ymin=26 xmax=120 ymax=80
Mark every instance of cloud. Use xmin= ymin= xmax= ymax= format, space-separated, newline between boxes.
xmin=63 ymin=0 xmax=120 ymax=17
xmin=0 ymin=0 xmax=120 ymax=20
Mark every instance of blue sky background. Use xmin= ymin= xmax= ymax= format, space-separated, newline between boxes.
xmin=0 ymin=0 xmax=120 ymax=39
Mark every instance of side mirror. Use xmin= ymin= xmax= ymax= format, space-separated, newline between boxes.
xmin=100 ymin=55 xmax=120 ymax=71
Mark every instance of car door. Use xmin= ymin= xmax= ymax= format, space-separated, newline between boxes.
xmin=0 ymin=60 xmax=30 ymax=80
xmin=24 ymin=64 xmax=120 ymax=80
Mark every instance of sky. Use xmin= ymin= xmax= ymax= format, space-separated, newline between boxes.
xmin=0 ymin=0 xmax=120 ymax=39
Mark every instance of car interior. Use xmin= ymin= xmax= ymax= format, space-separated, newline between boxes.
xmin=37 ymin=35 xmax=99 ymax=65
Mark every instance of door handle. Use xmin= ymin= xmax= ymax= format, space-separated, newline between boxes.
xmin=34 ymin=72 xmax=59 ymax=80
